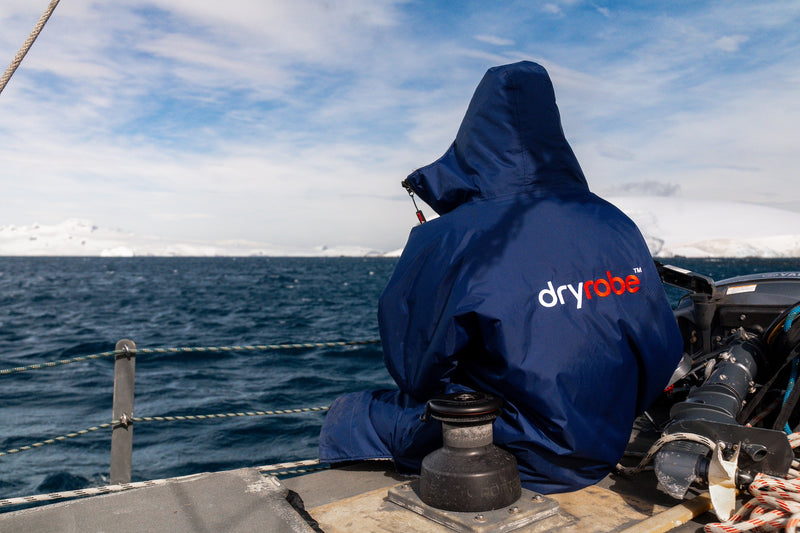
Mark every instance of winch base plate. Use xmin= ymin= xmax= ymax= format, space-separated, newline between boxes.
xmin=386 ymin=480 xmax=559 ymax=533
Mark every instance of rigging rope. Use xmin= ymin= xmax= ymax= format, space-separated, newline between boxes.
xmin=0 ymin=459 xmax=325 ymax=508
xmin=0 ymin=406 xmax=329 ymax=458
xmin=0 ymin=339 xmax=381 ymax=375
xmin=0 ymin=0 xmax=60 ymax=96
xmin=615 ymin=431 xmax=718 ymax=476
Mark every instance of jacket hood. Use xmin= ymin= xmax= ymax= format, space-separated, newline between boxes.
xmin=406 ymin=61 xmax=588 ymax=215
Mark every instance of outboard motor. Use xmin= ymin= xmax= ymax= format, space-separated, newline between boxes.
xmin=651 ymin=264 xmax=800 ymax=518
xmin=654 ymin=333 xmax=792 ymax=499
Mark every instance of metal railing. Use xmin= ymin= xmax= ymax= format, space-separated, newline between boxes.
xmin=0 ymin=337 xmax=381 ymax=485
xmin=110 ymin=339 xmax=136 ymax=483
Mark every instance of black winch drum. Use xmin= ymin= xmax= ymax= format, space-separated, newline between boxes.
xmin=419 ymin=392 xmax=522 ymax=512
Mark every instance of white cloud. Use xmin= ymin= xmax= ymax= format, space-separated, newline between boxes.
xmin=0 ymin=1 xmax=799 ymax=253
xmin=594 ymin=141 xmax=635 ymax=161
xmin=542 ymin=4 xmax=562 ymax=16
xmin=713 ymin=34 xmax=749 ymax=52
xmin=593 ymin=4 xmax=611 ymax=19
xmin=604 ymin=181 xmax=680 ymax=197
xmin=474 ymin=34 xmax=515 ymax=47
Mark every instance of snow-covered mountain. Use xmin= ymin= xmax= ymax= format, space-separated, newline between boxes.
xmin=1 ymin=198 xmax=799 ymax=257
xmin=0 ymin=219 xmax=386 ymax=257
xmin=609 ymin=197 xmax=800 ymax=258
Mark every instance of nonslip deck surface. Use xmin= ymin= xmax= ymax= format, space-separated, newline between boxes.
xmin=0 ymin=462 xmax=717 ymax=532
xmin=284 ymin=463 xmax=716 ymax=533
xmin=0 ymin=468 xmax=316 ymax=533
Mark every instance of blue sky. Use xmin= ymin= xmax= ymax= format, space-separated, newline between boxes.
xmin=1 ymin=1 xmax=798 ymax=251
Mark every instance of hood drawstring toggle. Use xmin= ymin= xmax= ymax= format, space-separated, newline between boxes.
xmin=402 ymin=180 xmax=426 ymax=224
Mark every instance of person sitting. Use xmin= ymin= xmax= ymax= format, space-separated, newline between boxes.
xmin=318 ymin=60 xmax=683 ymax=494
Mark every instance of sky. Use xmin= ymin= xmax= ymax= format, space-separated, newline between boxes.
xmin=0 ymin=1 xmax=798 ymax=252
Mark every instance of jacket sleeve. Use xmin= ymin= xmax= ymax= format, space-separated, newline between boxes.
xmin=378 ymin=223 xmax=469 ymax=400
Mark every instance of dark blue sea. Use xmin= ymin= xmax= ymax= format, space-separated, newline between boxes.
xmin=0 ymin=257 xmax=798 ymax=502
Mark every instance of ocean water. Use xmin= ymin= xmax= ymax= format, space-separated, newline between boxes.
xmin=0 ymin=256 xmax=798 ymax=501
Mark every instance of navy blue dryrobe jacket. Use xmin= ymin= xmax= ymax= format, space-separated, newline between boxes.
xmin=319 ymin=61 xmax=683 ymax=494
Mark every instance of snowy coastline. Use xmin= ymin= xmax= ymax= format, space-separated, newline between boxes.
xmin=0 ymin=219 xmax=387 ymax=258
xmin=1 ymin=198 xmax=799 ymax=258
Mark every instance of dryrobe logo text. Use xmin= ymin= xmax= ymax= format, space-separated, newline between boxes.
xmin=538 ymin=268 xmax=642 ymax=310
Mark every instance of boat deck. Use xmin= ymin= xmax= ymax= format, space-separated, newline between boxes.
xmin=0 ymin=416 xmax=723 ymax=532
xmin=0 ymin=467 xmax=317 ymax=533
xmin=0 ymin=459 xmax=716 ymax=533
xmin=285 ymin=462 xmax=715 ymax=532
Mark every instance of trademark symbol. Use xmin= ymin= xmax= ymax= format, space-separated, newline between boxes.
xmin=633 ymin=267 xmax=643 ymax=274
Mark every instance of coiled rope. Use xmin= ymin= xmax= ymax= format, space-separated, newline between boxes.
xmin=703 ymin=433 xmax=800 ymax=533
xmin=0 ymin=406 xmax=329 ymax=458
xmin=0 ymin=459 xmax=326 ymax=508
xmin=0 ymin=0 xmax=60 ymax=96
xmin=615 ymin=431 xmax=718 ymax=476
xmin=0 ymin=339 xmax=380 ymax=375
xmin=616 ymin=431 xmax=800 ymax=531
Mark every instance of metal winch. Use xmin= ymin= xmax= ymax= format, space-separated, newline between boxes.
xmin=386 ymin=391 xmax=558 ymax=532
xmin=419 ymin=392 xmax=521 ymax=511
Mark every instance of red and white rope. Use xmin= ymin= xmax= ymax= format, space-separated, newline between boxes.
xmin=705 ymin=433 xmax=800 ymax=533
